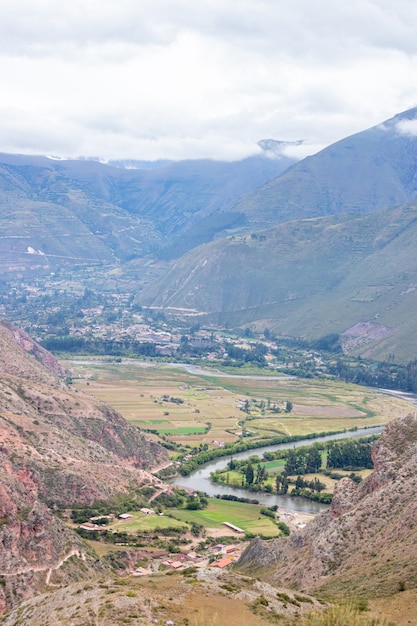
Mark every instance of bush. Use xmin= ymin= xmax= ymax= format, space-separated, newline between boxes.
xmin=286 ymin=602 xmax=393 ymax=625
xmin=260 ymin=507 xmax=276 ymax=519
xmin=277 ymin=521 xmax=290 ymax=536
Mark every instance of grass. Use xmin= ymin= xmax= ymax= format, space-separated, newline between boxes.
xmin=168 ymin=498 xmax=280 ymax=537
xmin=285 ymin=602 xmax=394 ymax=625
xmin=156 ymin=426 xmax=207 ymax=435
xmin=263 ymin=459 xmax=286 ymax=471
xmin=67 ymin=360 xmax=415 ymax=447
xmin=111 ymin=512 xmax=188 ymax=533
xmin=82 ymin=540 xmax=133 ymax=557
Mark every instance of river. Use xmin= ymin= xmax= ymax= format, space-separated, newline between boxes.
xmin=170 ymin=426 xmax=384 ymax=514
xmin=70 ymin=359 xmax=413 ymax=513
xmin=70 ymin=359 xmax=295 ymax=380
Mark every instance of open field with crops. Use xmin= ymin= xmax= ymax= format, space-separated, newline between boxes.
xmin=67 ymin=360 xmax=415 ymax=446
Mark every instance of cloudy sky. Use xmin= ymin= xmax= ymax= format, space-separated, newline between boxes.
xmin=1 ymin=0 xmax=417 ymax=161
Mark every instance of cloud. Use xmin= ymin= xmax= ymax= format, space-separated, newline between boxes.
xmin=395 ymin=119 xmax=417 ymax=137
xmin=0 ymin=1 xmax=417 ymax=160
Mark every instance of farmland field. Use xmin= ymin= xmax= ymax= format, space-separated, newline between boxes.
xmin=167 ymin=498 xmax=280 ymax=537
xmin=110 ymin=512 xmax=188 ymax=533
xmin=67 ymin=359 xmax=415 ymax=446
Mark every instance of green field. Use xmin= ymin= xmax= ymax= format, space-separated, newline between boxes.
xmin=111 ymin=512 xmax=188 ymax=533
xmin=154 ymin=426 xmax=207 ymax=435
xmin=168 ymin=498 xmax=280 ymax=537
xmin=263 ymin=459 xmax=286 ymax=471
xmin=85 ymin=499 xmax=280 ymax=538
xmin=67 ymin=360 xmax=415 ymax=446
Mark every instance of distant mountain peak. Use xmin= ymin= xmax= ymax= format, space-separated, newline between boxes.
xmin=391 ymin=105 xmax=417 ymax=122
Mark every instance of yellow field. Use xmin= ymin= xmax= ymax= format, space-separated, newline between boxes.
xmin=67 ymin=360 xmax=415 ymax=446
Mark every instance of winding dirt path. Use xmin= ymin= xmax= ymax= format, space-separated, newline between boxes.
xmin=2 ymin=549 xmax=85 ymax=587
xmin=45 ymin=549 xmax=85 ymax=586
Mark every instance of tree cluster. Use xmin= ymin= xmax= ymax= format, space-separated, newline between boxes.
xmin=284 ymin=445 xmax=322 ymax=475
xmin=326 ymin=439 xmax=373 ymax=470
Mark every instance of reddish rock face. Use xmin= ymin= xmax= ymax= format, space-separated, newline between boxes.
xmin=329 ymin=476 xmax=359 ymax=518
xmin=0 ymin=320 xmax=67 ymax=383
xmin=0 ymin=321 xmax=169 ymax=614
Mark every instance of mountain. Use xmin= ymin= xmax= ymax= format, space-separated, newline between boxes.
xmin=0 ymin=320 xmax=66 ymax=383
xmin=140 ymin=203 xmax=417 ymax=361
xmin=0 ymin=148 xmax=295 ymax=280
xmin=228 ymin=107 xmax=417 ymax=229
xmin=0 ymin=321 xmax=167 ymax=613
xmin=238 ymin=411 xmax=417 ymax=599
xmin=2 ymin=108 xmax=417 ymax=360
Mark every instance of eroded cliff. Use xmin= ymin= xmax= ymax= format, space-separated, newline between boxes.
xmin=0 ymin=321 xmax=168 ymax=612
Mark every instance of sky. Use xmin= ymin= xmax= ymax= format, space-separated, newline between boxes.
xmin=1 ymin=0 xmax=417 ymax=162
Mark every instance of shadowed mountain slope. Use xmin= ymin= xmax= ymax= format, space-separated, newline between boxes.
xmin=0 ymin=149 xmax=294 ymax=278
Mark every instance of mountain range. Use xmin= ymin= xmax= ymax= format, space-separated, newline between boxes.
xmin=0 ymin=144 xmax=295 ymax=278
xmin=1 ymin=107 xmax=417 ymax=360
xmin=140 ymin=107 xmax=417 ymax=361
xmin=228 ymin=107 xmax=417 ymax=228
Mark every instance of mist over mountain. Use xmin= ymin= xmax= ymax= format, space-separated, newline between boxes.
xmin=227 ymin=107 xmax=417 ymax=229
xmin=138 ymin=107 xmax=417 ymax=361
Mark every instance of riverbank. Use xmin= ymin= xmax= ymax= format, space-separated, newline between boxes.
xmin=171 ymin=426 xmax=384 ymax=515
xmin=278 ymin=509 xmax=316 ymax=531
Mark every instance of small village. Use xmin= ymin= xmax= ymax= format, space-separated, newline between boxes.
xmin=77 ymin=507 xmax=249 ymax=577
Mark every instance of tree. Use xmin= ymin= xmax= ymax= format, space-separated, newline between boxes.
xmin=311 ymin=477 xmax=326 ymax=492
xmin=255 ymin=464 xmax=267 ymax=485
xmin=245 ymin=462 xmax=254 ymax=485
xmin=275 ymin=473 xmax=289 ymax=494
xmin=295 ymin=475 xmax=305 ymax=490
xmin=285 ymin=400 xmax=293 ymax=413
xmin=285 ymin=449 xmax=298 ymax=474
xmin=306 ymin=446 xmax=322 ymax=473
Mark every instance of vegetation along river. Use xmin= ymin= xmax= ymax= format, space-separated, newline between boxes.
xmin=171 ymin=426 xmax=384 ymax=515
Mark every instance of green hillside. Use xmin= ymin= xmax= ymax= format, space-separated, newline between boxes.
xmin=0 ymin=150 xmax=292 ymax=279
xmin=140 ymin=204 xmax=417 ymax=362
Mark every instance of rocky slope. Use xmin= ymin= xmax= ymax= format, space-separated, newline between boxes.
xmin=238 ymin=412 xmax=417 ymax=598
xmin=0 ymin=321 xmax=168 ymax=613
xmin=0 ymin=320 xmax=67 ymax=384
xmin=0 ymin=567 xmax=322 ymax=626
